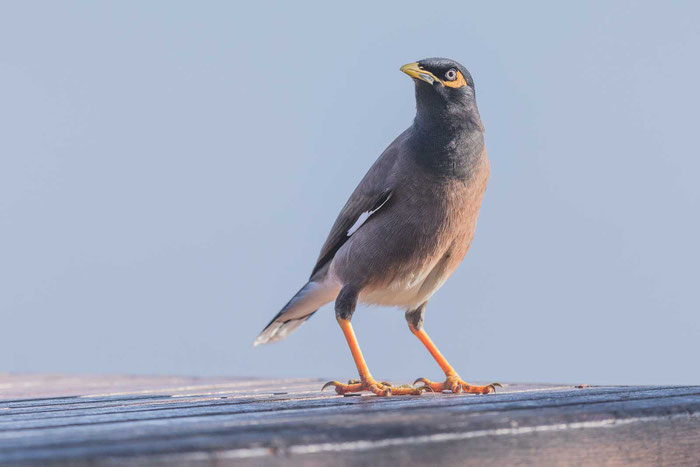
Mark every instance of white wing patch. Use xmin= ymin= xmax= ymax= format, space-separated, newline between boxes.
xmin=346 ymin=192 xmax=392 ymax=237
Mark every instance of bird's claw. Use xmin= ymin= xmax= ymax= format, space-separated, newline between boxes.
xmin=321 ymin=378 xmax=422 ymax=396
xmin=322 ymin=381 xmax=343 ymax=392
xmin=412 ymin=375 xmax=502 ymax=394
xmin=488 ymin=382 xmax=503 ymax=391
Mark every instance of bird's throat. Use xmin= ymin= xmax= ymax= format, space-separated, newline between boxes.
xmin=409 ymin=119 xmax=485 ymax=179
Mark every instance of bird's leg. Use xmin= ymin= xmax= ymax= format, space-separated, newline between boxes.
xmin=406 ymin=305 xmax=501 ymax=395
xmin=322 ymin=287 xmax=423 ymax=396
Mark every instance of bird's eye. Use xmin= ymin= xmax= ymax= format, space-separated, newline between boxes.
xmin=445 ymin=69 xmax=458 ymax=81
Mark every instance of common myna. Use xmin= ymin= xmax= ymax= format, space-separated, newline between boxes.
xmin=254 ymin=58 xmax=500 ymax=396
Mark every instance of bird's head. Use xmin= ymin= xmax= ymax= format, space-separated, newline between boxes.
xmin=401 ymin=57 xmax=481 ymax=130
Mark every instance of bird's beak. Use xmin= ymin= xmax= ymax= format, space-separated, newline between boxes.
xmin=400 ymin=62 xmax=438 ymax=85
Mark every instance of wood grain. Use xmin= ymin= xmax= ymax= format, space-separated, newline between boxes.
xmin=0 ymin=374 xmax=698 ymax=466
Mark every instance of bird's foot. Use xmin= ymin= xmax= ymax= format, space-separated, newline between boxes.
xmin=413 ymin=373 xmax=502 ymax=394
xmin=322 ymin=377 xmax=424 ymax=396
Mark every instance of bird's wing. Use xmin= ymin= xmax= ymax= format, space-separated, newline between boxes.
xmin=310 ymin=132 xmax=405 ymax=277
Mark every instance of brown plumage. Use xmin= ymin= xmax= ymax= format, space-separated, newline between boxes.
xmin=254 ymin=58 xmax=500 ymax=396
xmin=330 ymin=134 xmax=490 ymax=309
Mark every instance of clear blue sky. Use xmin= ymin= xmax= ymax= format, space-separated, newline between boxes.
xmin=1 ymin=1 xmax=698 ymax=385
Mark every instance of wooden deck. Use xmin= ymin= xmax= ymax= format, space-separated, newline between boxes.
xmin=1 ymin=375 xmax=698 ymax=466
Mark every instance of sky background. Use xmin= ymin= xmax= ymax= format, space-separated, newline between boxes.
xmin=1 ymin=1 xmax=698 ymax=386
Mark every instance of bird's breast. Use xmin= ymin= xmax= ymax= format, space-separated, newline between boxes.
xmin=332 ymin=149 xmax=490 ymax=310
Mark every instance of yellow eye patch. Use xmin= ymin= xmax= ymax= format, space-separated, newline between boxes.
xmin=443 ymin=70 xmax=467 ymax=88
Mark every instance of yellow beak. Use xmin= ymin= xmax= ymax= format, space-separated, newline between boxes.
xmin=400 ymin=62 xmax=438 ymax=85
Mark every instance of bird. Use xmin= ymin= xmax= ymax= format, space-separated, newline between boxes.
xmin=253 ymin=57 xmax=500 ymax=396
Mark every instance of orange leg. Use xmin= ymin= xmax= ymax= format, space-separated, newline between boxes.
xmin=410 ymin=324 xmax=501 ymax=394
xmin=322 ymin=318 xmax=423 ymax=396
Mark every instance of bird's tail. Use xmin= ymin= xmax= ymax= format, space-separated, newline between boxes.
xmin=253 ymin=279 xmax=339 ymax=346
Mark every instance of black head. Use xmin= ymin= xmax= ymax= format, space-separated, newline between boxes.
xmin=401 ymin=57 xmax=481 ymax=130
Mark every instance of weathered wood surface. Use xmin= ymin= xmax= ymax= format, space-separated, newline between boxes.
xmin=0 ymin=375 xmax=698 ymax=466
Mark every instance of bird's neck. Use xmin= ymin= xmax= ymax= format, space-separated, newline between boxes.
xmin=409 ymin=111 xmax=485 ymax=179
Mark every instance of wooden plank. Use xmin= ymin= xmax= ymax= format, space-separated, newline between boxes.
xmin=0 ymin=375 xmax=697 ymax=465
xmin=2 ymin=385 xmax=697 ymax=430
